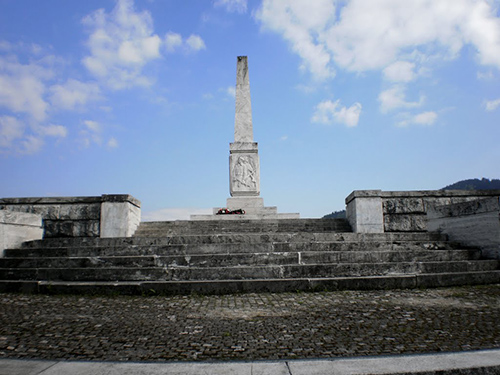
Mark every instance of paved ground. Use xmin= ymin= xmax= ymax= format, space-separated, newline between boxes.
xmin=1 ymin=285 xmax=499 ymax=363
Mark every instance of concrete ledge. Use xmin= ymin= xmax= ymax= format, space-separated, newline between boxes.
xmin=1 ymin=349 xmax=500 ymax=375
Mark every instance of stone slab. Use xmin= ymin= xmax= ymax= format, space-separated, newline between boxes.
xmin=0 ymin=211 xmax=43 ymax=256
xmin=0 ymin=194 xmax=140 ymax=207
xmin=346 ymin=190 xmax=500 ymax=203
xmin=100 ymin=201 xmax=141 ymax=238
xmin=346 ymin=195 xmax=384 ymax=233
xmin=0 ymin=210 xmax=42 ymax=226
xmin=1 ymin=349 xmax=500 ymax=375
xmin=0 ymin=359 xmax=58 ymax=375
xmin=428 ymin=197 xmax=500 ymax=259
xmin=288 ymin=349 xmax=500 ymax=374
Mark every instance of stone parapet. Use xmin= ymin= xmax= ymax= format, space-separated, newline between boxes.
xmin=0 ymin=210 xmax=43 ymax=256
xmin=0 ymin=195 xmax=140 ymax=238
xmin=346 ymin=189 xmax=500 ymax=233
xmin=428 ymin=197 xmax=500 ymax=259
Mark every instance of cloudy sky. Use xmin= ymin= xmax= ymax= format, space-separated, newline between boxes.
xmin=1 ymin=0 xmax=499 ymax=220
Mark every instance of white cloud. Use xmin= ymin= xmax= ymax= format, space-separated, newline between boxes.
xmin=82 ymin=0 xmax=161 ymax=90
xmin=80 ymin=119 xmax=102 ymax=147
xmin=398 ymin=111 xmax=438 ymax=127
xmin=84 ymin=120 xmax=101 ymax=132
xmin=477 ymin=70 xmax=495 ymax=80
xmin=164 ymin=32 xmax=206 ymax=53
xmin=378 ymin=86 xmax=424 ymax=113
xmin=311 ymin=99 xmax=362 ymax=127
xmin=0 ymin=56 xmax=50 ymax=121
xmin=256 ymin=0 xmax=336 ymax=80
xmin=164 ymin=32 xmax=183 ymax=52
xmin=0 ymin=116 xmax=24 ymax=149
xmin=383 ymin=61 xmax=416 ymax=82
xmin=49 ymin=79 xmax=101 ymax=111
xmin=19 ymin=135 xmax=44 ymax=155
xmin=186 ymin=35 xmax=206 ymax=52
xmin=107 ymin=137 xmax=119 ymax=149
xmin=226 ymin=86 xmax=236 ymax=98
xmin=214 ymin=0 xmax=248 ymax=14
xmin=257 ymin=0 xmax=500 ymax=79
xmin=485 ymin=98 xmax=500 ymax=111
xmin=142 ymin=207 xmax=212 ymax=221
xmin=38 ymin=124 xmax=67 ymax=138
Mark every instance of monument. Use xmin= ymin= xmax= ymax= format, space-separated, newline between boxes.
xmin=192 ymin=56 xmax=299 ymax=220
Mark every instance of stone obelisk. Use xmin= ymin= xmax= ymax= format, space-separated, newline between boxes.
xmin=191 ymin=56 xmax=299 ymax=220
xmin=229 ymin=56 xmax=260 ymax=198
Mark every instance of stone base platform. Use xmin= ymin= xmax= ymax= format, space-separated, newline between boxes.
xmin=191 ymin=196 xmax=299 ymax=220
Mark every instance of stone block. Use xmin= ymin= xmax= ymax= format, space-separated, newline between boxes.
xmin=428 ymin=197 xmax=500 ymax=259
xmin=384 ymin=214 xmax=427 ymax=232
xmin=58 ymin=203 xmax=100 ymax=220
xmin=0 ymin=210 xmax=43 ymax=256
xmin=100 ymin=200 xmax=141 ymax=238
xmin=229 ymin=150 xmax=260 ymax=197
xmin=383 ymin=197 xmax=425 ymax=214
xmin=346 ymin=191 xmax=384 ymax=233
xmin=44 ymin=220 xmax=100 ymax=238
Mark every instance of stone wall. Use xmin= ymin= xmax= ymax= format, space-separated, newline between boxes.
xmin=428 ymin=197 xmax=500 ymax=260
xmin=346 ymin=190 xmax=500 ymax=233
xmin=0 ymin=211 xmax=43 ymax=256
xmin=0 ymin=195 xmax=141 ymax=238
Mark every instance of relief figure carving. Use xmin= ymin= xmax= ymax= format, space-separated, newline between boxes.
xmin=232 ymin=156 xmax=257 ymax=189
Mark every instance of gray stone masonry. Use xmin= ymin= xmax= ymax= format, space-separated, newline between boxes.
xmin=346 ymin=189 xmax=500 ymax=233
xmin=0 ymin=211 xmax=43 ymax=256
xmin=0 ymin=195 xmax=140 ymax=238
xmin=428 ymin=197 xmax=500 ymax=260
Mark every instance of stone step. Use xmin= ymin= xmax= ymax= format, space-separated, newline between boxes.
xmin=0 ymin=261 xmax=497 ymax=282
xmin=2 ymin=271 xmax=499 ymax=295
xmin=19 ymin=232 xmax=451 ymax=249
xmin=133 ymin=218 xmax=352 ymax=236
xmin=6 ymin=241 xmax=464 ymax=258
xmin=0 ymin=249 xmax=481 ymax=269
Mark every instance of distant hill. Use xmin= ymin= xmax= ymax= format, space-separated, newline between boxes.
xmin=323 ymin=178 xmax=499 ymax=218
xmin=323 ymin=210 xmax=346 ymax=219
xmin=441 ymin=178 xmax=500 ymax=190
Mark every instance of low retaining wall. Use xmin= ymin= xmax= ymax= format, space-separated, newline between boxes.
xmin=346 ymin=189 xmax=500 ymax=233
xmin=0 ymin=211 xmax=43 ymax=256
xmin=428 ymin=197 xmax=500 ymax=260
xmin=0 ymin=195 xmax=141 ymax=238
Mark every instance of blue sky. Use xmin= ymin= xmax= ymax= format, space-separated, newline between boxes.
xmin=0 ymin=0 xmax=499 ymax=220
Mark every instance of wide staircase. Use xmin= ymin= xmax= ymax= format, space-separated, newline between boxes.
xmin=0 ymin=218 xmax=499 ymax=295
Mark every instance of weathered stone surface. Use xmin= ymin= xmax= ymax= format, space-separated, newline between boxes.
xmin=384 ymin=214 xmax=427 ymax=232
xmin=229 ymin=152 xmax=260 ymax=196
xmin=346 ymin=194 xmax=384 ymax=233
xmin=234 ymin=56 xmax=253 ymax=143
xmin=383 ymin=198 xmax=425 ymax=214
xmin=428 ymin=197 xmax=500 ymax=259
xmin=0 ymin=211 xmax=43 ymax=256
xmin=0 ymin=195 xmax=140 ymax=238
xmin=100 ymin=201 xmax=141 ymax=238
xmin=348 ymin=190 xmax=500 ymax=233
xmin=43 ymin=220 xmax=99 ymax=238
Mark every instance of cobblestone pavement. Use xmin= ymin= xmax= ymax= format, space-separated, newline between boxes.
xmin=1 ymin=285 xmax=499 ymax=362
